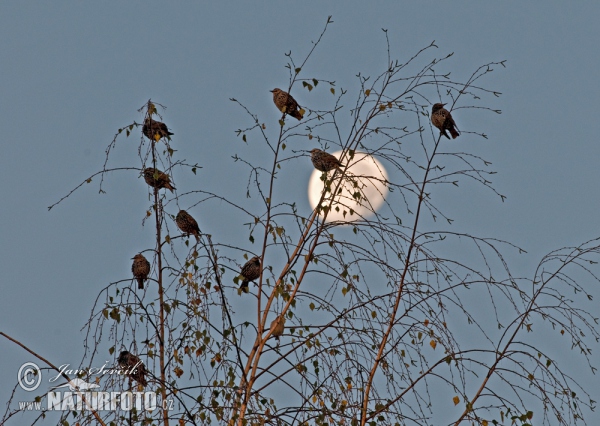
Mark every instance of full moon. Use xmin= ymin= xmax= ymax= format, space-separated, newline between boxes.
xmin=308 ymin=150 xmax=389 ymax=222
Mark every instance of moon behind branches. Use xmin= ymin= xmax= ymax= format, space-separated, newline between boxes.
xmin=307 ymin=151 xmax=389 ymax=222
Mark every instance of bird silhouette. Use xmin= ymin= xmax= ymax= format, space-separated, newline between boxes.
xmin=310 ymin=148 xmax=344 ymax=172
xmin=239 ymin=256 xmax=261 ymax=293
xmin=269 ymin=315 xmax=286 ymax=341
xmin=431 ymin=103 xmax=459 ymax=139
xmin=117 ymin=351 xmax=148 ymax=387
xmin=270 ymin=88 xmax=303 ymax=120
xmin=176 ymin=210 xmax=200 ymax=242
xmin=132 ymin=253 xmax=150 ymax=290
xmin=143 ymin=168 xmax=176 ymax=192
xmin=142 ymin=117 xmax=173 ymax=142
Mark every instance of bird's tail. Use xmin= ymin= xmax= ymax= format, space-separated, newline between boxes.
xmin=240 ymin=281 xmax=249 ymax=293
xmin=166 ymin=183 xmax=176 ymax=193
xmin=450 ymin=127 xmax=460 ymax=139
xmin=137 ymin=278 xmax=144 ymax=290
xmin=290 ymin=110 xmax=303 ymax=120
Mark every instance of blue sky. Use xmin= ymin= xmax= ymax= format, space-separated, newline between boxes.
xmin=1 ymin=2 xmax=599 ymax=423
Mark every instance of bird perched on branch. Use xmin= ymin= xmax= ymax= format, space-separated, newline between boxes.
xmin=310 ymin=148 xmax=344 ymax=172
xmin=142 ymin=117 xmax=173 ymax=142
xmin=239 ymin=256 xmax=261 ymax=293
xmin=431 ymin=103 xmax=460 ymax=139
xmin=132 ymin=253 xmax=150 ymax=290
xmin=117 ymin=351 xmax=148 ymax=387
xmin=269 ymin=315 xmax=286 ymax=341
xmin=270 ymin=88 xmax=304 ymax=120
xmin=143 ymin=168 xmax=176 ymax=193
xmin=176 ymin=210 xmax=200 ymax=242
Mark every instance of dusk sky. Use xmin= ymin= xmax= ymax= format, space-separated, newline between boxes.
xmin=1 ymin=2 xmax=599 ymax=424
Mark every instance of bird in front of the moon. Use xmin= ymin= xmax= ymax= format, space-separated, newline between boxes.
xmin=143 ymin=168 xmax=176 ymax=193
xmin=117 ymin=351 xmax=148 ymax=387
xmin=142 ymin=117 xmax=173 ymax=142
xmin=176 ymin=210 xmax=200 ymax=242
xmin=431 ymin=103 xmax=459 ymax=139
xmin=307 ymin=151 xmax=389 ymax=222
xmin=270 ymin=88 xmax=303 ymax=120
xmin=132 ymin=253 xmax=150 ymax=290
xmin=310 ymin=148 xmax=344 ymax=172
xmin=239 ymin=256 xmax=261 ymax=293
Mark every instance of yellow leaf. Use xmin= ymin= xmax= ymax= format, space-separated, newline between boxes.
xmin=424 ymin=319 xmax=429 ymax=327
xmin=365 ymin=89 xmax=371 ymax=97
xmin=482 ymin=421 xmax=488 ymax=426
xmin=430 ymin=340 xmax=437 ymax=350
xmin=453 ymin=396 xmax=460 ymax=406
xmin=312 ymin=395 xmax=317 ymax=404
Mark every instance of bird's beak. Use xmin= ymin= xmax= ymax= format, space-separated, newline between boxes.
xmin=442 ymin=103 xmax=447 ymax=107
xmin=269 ymin=89 xmax=274 ymax=93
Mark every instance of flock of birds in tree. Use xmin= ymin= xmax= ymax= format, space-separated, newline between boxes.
xmin=125 ymin=89 xmax=459 ymax=387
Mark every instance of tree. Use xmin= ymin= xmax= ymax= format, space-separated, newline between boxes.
xmin=3 ymin=16 xmax=598 ymax=426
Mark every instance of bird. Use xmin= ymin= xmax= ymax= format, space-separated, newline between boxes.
xmin=117 ymin=351 xmax=148 ymax=387
xmin=132 ymin=253 xmax=150 ymax=290
xmin=270 ymin=88 xmax=303 ymax=120
xmin=431 ymin=103 xmax=460 ymax=139
xmin=142 ymin=117 xmax=174 ymax=142
xmin=176 ymin=210 xmax=200 ymax=242
xmin=269 ymin=315 xmax=286 ymax=341
xmin=239 ymin=256 xmax=261 ymax=293
xmin=143 ymin=168 xmax=176 ymax=193
xmin=310 ymin=148 xmax=344 ymax=172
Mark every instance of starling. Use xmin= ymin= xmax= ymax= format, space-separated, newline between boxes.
xmin=142 ymin=117 xmax=174 ymax=142
xmin=239 ymin=256 xmax=261 ymax=293
xmin=143 ymin=167 xmax=176 ymax=193
xmin=269 ymin=315 xmax=286 ymax=341
xmin=431 ymin=103 xmax=460 ymax=139
xmin=310 ymin=148 xmax=344 ymax=172
xmin=132 ymin=253 xmax=150 ymax=290
xmin=176 ymin=210 xmax=200 ymax=242
xmin=270 ymin=88 xmax=303 ymax=120
xmin=117 ymin=351 xmax=148 ymax=387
